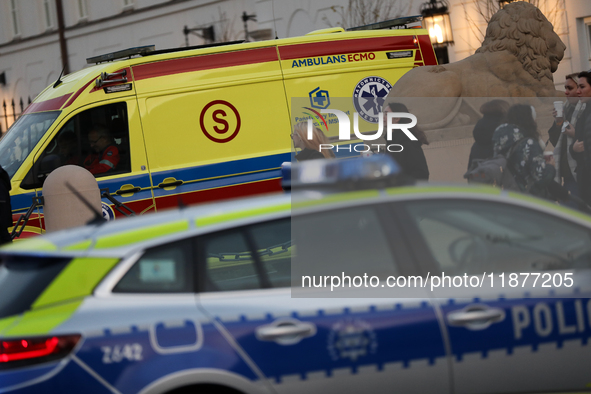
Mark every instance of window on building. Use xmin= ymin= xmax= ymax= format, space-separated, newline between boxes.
xmin=43 ymin=0 xmax=54 ymax=29
xmin=10 ymin=0 xmax=20 ymax=37
xmin=78 ymin=0 xmax=88 ymax=20
xmin=585 ymin=17 xmax=591 ymax=63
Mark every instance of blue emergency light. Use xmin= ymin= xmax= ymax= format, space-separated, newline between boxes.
xmin=282 ymin=155 xmax=405 ymax=191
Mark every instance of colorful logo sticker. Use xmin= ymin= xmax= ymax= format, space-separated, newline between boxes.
xmin=102 ymin=202 xmax=115 ymax=221
xmin=309 ymin=87 xmax=331 ymax=109
xmin=353 ymin=76 xmax=392 ymax=123
xmin=327 ymin=318 xmax=377 ymax=361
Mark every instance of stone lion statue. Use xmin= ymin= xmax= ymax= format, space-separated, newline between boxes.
xmin=388 ymin=2 xmax=566 ymax=99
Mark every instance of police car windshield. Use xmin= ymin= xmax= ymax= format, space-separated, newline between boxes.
xmin=0 ymin=255 xmax=70 ymax=319
xmin=0 ymin=111 xmax=61 ymax=178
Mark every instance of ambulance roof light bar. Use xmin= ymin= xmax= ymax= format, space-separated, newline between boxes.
xmin=347 ymin=15 xmax=423 ymax=31
xmin=86 ymin=45 xmax=156 ymax=65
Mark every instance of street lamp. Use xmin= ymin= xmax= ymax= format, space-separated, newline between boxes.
xmin=242 ymin=12 xmax=257 ymax=42
xmin=421 ymin=0 xmax=453 ymax=64
xmin=420 ymin=0 xmax=454 ymax=47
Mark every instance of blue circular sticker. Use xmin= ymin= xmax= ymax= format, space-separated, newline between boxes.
xmin=352 ymin=76 xmax=393 ymax=123
xmin=102 ymin=202 xmax=115 ymax=221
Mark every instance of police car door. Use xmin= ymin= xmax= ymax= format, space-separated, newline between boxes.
xmin=398 ymin=198 xmax=591 ymax=394
xmin=197 ymin=205 xmax=451 ymax=394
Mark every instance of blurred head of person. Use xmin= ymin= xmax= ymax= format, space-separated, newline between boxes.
xmin=565 ymin=73 xmax=580 ymax=103
xmin=507 ymin=104 xmax=539 ymax=140
xmin=480 ymin=99 xmax=510 ymax=118
xmin=577 ymin=71 xmax=591 ymax=102
xmin=383 ymin=102 xmax=429 ymax=146
xmin=58 ymin=132 xmax=76 ymax=158
xmin=88 ymin=128 xmax=113 ymax=153
xmin=292 ymin=122 xmax=335 ymax=159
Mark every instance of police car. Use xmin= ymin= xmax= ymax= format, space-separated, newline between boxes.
xmin=0 ymin=156 xmax=590 ymax=394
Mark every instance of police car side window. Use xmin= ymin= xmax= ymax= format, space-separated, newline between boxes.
xmin=291 ymin=206 xmax=400 ymax=279
xmin=249 ymin=219 xmax=292 ymax=288
xmin=113 ymin=239 xmax=193 ymax=293
xmin=202 ymin=230 xmax=263 ymax=292
xmin=403 ymin=200 xmax=591 ymax=275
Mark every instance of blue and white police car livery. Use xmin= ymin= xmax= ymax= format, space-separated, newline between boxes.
xmin=0 ymin=156 xmax=590 ymax=394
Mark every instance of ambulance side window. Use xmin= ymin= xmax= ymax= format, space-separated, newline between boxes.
xmin=402 ymin=200 xmax=591 ymax=274
xmin=21 ymin=102 xmax=131 ymax=189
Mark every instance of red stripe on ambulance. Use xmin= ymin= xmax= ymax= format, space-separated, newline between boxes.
xmin=278 ymin=36 xmax=417 ymax=60
xmin=133 ymin=47 xmax=278 ymax=81
xmin=22 ymin=94 xmax=72 ymax=115
xmin=417 ymin=35 xmax=438 ymax=65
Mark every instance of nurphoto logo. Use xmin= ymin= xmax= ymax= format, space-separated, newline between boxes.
xmin=306 ymin=109 xmax=418 ymax=153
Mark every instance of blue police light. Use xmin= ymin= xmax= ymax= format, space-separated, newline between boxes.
xmin=283 ymin=155 xmax=405 ymax=191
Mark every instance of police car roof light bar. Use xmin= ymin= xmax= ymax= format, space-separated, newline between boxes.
xmin=347 ymin=15 xmax=423 ymax=31
xmin=286 ymin=155 xmax=405 ymax=191
xmin=86 ymin=45 xmax=156 ymax=65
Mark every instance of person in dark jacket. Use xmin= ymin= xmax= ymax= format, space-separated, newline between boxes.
xmin=493 ymin=104 xmax=556 ymax=199
xmin=383 ymin=103 xmax=429 ymax=181
xmin=570 ymin=71 xmax=591 ymax=206
xmin=468 ymin=99 xmax=510 ymax=169
xmin=292 ymin=121 xmax=335 ymax=162
xmin=547 ymin=73 xmax=583 ymax=208
xmin=0 ymin=166 xmax=13 ymax=245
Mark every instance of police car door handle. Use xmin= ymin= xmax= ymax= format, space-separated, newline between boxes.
xmin=255 ymin=320 xmax=316 ymax=344
xmin=447 ymin=307 xmax=505 ymax=327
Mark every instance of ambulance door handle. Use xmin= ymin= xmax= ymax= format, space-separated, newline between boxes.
xmin=158 ymin=177 xmax=184 ymax=190
xmin=115 ymin=184 xmax=142 ymax=196
xmin=447 ymin=306 xmax=505 ymax=328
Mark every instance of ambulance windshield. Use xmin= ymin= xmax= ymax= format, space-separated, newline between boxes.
xmin=0 ymin=111 xmax=61 ymax=179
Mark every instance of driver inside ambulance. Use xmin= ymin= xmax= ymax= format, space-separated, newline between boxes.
xmin=84 ymin=127 xmax=120 ymax=175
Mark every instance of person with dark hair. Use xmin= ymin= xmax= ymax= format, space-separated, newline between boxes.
xmin=383 ymin=103 xmax=429 ymax=181
xmin=570 ymin=71 xmax=591 ymax=205
xmin=468 ymin=99 xmax=510 ymax=169
xmin=0 ymin=166 xmax=13 ymax=245
xmin=492 ymin=104 xmax=556 ymax=199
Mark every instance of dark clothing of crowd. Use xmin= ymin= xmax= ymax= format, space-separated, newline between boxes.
xmin=468 ymin=114 xmax=505 ymax=169
xmin=387 ymin=129 xmax=429 ymax=181
xmin=570 ymin=103 xmax=591 ymax=205
xmin=493 ymin=123 xmax=556 ymax=199
xmin=0 ymin=166 xmax=12 ymax=245
xmin=295 ymin=148 xmax=324 ymax=161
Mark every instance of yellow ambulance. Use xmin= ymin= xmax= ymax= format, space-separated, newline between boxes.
xmin=0 ymin=17 xmax=436 ymax=238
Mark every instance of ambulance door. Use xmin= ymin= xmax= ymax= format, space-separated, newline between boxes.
xmin=278 ymin=33 xmax=425 ymax=147
xmin=22 ymin=99 xmax=154 ymax=221
xmin=3 ymin=111 xmax=62 ymax=237
xmin=399 ymin=198 xmax=591 ymax=394
xmin=134 ymin=46 xmax=292 ymax=211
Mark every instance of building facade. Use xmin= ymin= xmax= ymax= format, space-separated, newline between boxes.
xmin=1 ymin=0 xmax=591 ymax=133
